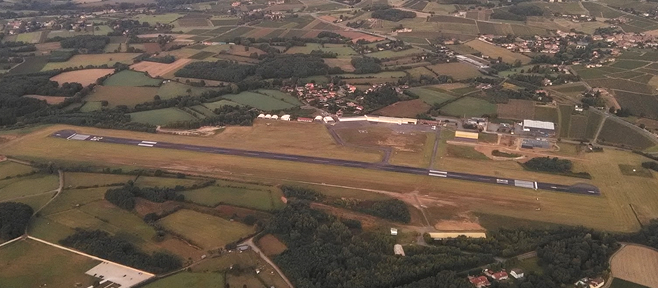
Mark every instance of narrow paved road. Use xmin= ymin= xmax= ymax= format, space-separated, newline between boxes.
xmin=243 ymin=237 xmax=295 ymax=288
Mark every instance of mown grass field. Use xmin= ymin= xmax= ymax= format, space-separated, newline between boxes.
xmin=0 ymin=240 xmax=99 ymax=288
xmin=103 ymin=70 xmax=162 ymax=87
xmin=85 ymin=86 xmax=159 ymax=108
xmin=0 ymin=161 xmax=36 ymax=178
xmin=425 ymin=62 xmax=482 ymax=80
xmin=130 ymin=108 xmax=198 ymax=126
xmin=41 ymin=53 xmax=140 ymax=71
xmin=373 ymin=99 xmax=431 ymax=118
xmin=38 ymin=187 xmax=107 ymax=216
xmin=63 ymin=172 xmax=135 ymax=188
xmin=4 ymin=125 xmax=658 ymax=232
xmin=157 ymin=82 xmax=214 ymax=99
xmin=408 ymin=87 xmax=456 ymax=105
xmin=159 ymin=209 xmax=254 ymax=249
xmin=223 ymin=91 xmax=298 ymax=110
xmin=183 ymin=182 xmax=285 ymax=211
xmin=0 ymin=174 xmax=59 ymax=202
xmin=440 ymin=97 xmax=497 ymax=117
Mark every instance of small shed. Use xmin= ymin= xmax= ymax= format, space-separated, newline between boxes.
xmin=264 ymin=114 xmax=272 ymax=119
xmin=281 ymin=115 xmax=291 ymax=121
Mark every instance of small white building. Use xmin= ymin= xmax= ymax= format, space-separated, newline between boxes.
xmin=257 ymin=114 xmax=265 ymax=118
xmin=280 ymin=114 xmax=291 ymax=121
xmin=323 ymin=116 xmax=335 ymax=123
xmin=271 ymin=115 xmax=279 ymax=120
xmin=314 ymin=115 xmax=324 ymax=122
xmin=390 ymin=228 xmax=398 ymax=235
xmin=510 ymin=269 xmax=524 ymax=279
xmin=264 ymin=114 xmax=272 ymax=119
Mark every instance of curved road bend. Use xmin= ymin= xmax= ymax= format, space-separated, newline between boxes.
xmin=51 ymin=130 xmax=600 ymax=195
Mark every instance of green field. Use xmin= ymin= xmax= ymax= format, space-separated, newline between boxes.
xmin=143 ymin=272 xmax=225 ymax=288
xmin=618 ymin=164 xmax=654 ymax=178
xmin=132 ymin=13 xmax=182 ymax=24
xmin=446 ymin=145 xmax=489 ymax=160
xmin=286 ymin=43 xmax=358 ymax=56
xmin=558 ymin=105 xmax=573 ymax=138
xmin=0 ymin=174 xmax=59 ymax=202
xmin=440 ymin=97 xmax=496 ymax=117
xmin=612 ymin=60 xmax=650 ymax=70
xmin=157 ymin=82 xmax=213 ymax=99
xmin=14 ymin=31 xmax=44 ymax=44
xmin=11 ymin=192 xmax=55 ymax=211
xmin=202 ymin=99 xmax=242 ymax=110
xmin=585 ymin=111 xmax=604 ymax=140
xmin=0 ymin=161 xmax=36 ymax=178
xmin=256 ymin=89 xmax=303 ymax=106
xmin=159 ymin=209 xmax=254 ymax=249
xmin=79 ymin=101 xmax=103 ymax=112
xmin=367 ymin=48 xmax=425 ymax=59
xmin=64 ymin=172 xmax=136 ymax=188
xmin=130 ymin=108 xmax=197 ymax=126
xmin=103 ymin=70 xmax=162 ymax=87
xmin=39 ymin=187 xmax=107 ymax=216
xmin=46 ymin=26 xmax=113 ymax=39
xmin=183 ymin=182 xmax=285 ymax=211
xmin=223 ymin=91 xmax=298 ymax=110
xmin=41 ymin=53 xmax=140 ymax=71
xmin=85 ymin=86 xmax=159 ymax=108
xmin=0 ymin=240 xmax=99 ymax=288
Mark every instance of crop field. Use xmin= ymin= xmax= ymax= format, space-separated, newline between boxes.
xmin=12 ymin=31 xmax=45 ymax=44
xmin=177 ymin=17 xmax=211 ymax=27
xmin=598 ymin=118 xmax=656 ymax=150
xmin=286 ymin=43 xmax=357 ymax=56
xmin=63 ymin=172 xmax=135 ymax=188
xmin=373 ymin=99 xmax=430 ymax=118
xmin=610 ymin=244 xmax=658 ymax=288
xmin=582 ymin=2 xmax=624 ymax=18
xmin=324 ymin=58 xmax=355 ymax=72
xmin=222 ymin=91 xmax=298 ymax=110
xmin=130 ymin=59 xmax=194 ymax=78
xmin=630 ymin=74 xmax=655 ymax=84
xmin=552 ymin=83 xmax=588 ymax=95
xmin=587 ymin=79 xmax=655 ymax=94
xmin=568 ymin=114 xmax=588 ymax=139
xmin=612 ymin=60 xmax=650 ymax=70
xmin=79 ymin=101 xmax=102 ymax=112
xmin=202 ymin=99 xmax=241 ymax=110
xmin=0 ymin=161 xmax=36 ymax=178
xmin=159 ymin=209 xmax=254 ymax=249
xmin=407 ymin=87 xmax=455 ymax=105
xmin=558 ymin=105 xmax=573 ymax=138
xmin=497 ymin=99 xmax=535 ymax=120
xmin=0 ymin=240 xmax=99 ymax=288
xmin=46 ymin=26 xmax=113 ymax=39
xmin=0 ymin=174 xmax=59 ymax=202
xmin=5 ymin=56 xmax=48 ymax=75
xmin=4 ymin=124 xmax=658 ymax=232
xmin=210 ymin=18 xmax=240 ymax=26
xmin=103 ymin=70 xmax=162 ymax=87
xmin=143 ymin=272 xmax=225 ymax=288
xmin=465 ymin=40 xmax=531 ymax=64
xmin=188 ymin=51 xmax=215 ymax=60
xmin=534 ymin=1 xmax=587 ymax=14
xmin=440 ymin=97 xmax=497 ymax=117
xmin=585 ymin=111 xmax=603 ymax=140
xmin=182 ymin=182 xmax=285 ymax=211
xmin=258 ymin=234 xmax=287 ymax=256
xmin=609 ymin=70 xmax=646 ymax=79
xmin=573 ymin=66 xmax=623 ymax=79
xmin=534 ymin=106 xmax=558 ymax=123
xmin=41 ymin=53 xmax=140 ymax=71
xmin=132 ymin=13 xmax=182 ymax=24
xmin=50 ymin=69 xmax=114 ymax=86
xmin=130 ymin=108 xmax=197 ymax=126
xmin=85 ymin=86 xmax=159 ymax=108
xmin=217 ymin=26 xmax=255 ymax=40
xmin=425 ymin=62 xmax=482 ymax=80
xmin=613 ymin=90 xmax=658 ymax=119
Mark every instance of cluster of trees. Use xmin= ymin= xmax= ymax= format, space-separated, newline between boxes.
xmin=622 ymin=220 xmax=658 ymax=249
xmin=309 ymin=50 xmax=338 ymax=58
xmin=581 ymin=91 xmax=606 ymax=108
xmin=105 ymin=182 xmax=185 ymax=210
xmin=175 ymin=54 xmax=332 ymax=82
xmin=268 ymin=201 xmax=493 ymax=288
xmin=351 ymin=57 xmax=382 ymax=74
xmin=136 ymin=54 xmax=176 ymax=64
xmin=60 ymin=230 xmax=182 ymax=274
xmin=281 ymin=185 xmax=326 ymax=201
xmin=524 ymin=157 xmax=573 ymax=173
xmin=492 ymin=5 xmax=543 ymax=21
xmin=0 ymin=202 xmax=33 ymax=240
xmin=58 ymin=35 xmax=110 ymax=53
xmin=371 ymin=9 xmax=417 ymax=22
xmin=342 ymin=199 xmax=411 ymax=223
xmin=0 ymin=41 xmax=36 ymax=64
xmin=362 ymin=85 xmax=411 ymax=111
xmin=164 ymin=105 xmax=258 ymax=129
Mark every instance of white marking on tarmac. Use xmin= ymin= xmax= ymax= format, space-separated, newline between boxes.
xmin=138 ymin=143 xmax=154 ymax=147
xmin=141 ymin=141 xmax=157 ymax=144
xmin=428 ymin=173 xmax=447 ymax=178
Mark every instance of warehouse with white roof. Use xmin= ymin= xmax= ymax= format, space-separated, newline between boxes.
xmin=522 ymin=119 xmax=555 ymax=137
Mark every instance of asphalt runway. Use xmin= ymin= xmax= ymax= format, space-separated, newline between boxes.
xmin=51 ymin=130 xmax=600 ymax=195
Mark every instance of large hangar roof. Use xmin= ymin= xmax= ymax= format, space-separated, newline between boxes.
xmin=523 ymin=119 xmax=555 ymax=130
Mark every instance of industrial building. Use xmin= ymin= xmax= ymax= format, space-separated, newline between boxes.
xmin=454 ymin=131 xmax=479 ymax=143
xmin=522 ymin=119 xmax=555 ymax=137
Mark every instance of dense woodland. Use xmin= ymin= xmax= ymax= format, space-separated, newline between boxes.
xmin=268 ymin=201 xmax=493 ymax=288
xmin=60 ymin=229 xmax=182 ymax=274
xmin=524 ymin=157 xmax=572 ymax=173
xmin=351 ymin=57 xmax=382 ymax=74
xmin=0 ymin=202 xmax=33 ymax=240
xmin=371 ymin=9 xmax=417 ymax=22
xmin=58 ymin=35 xmax=111 ymax=54
xmin=165 ymin=105 xmax=258 ymax=129
xmin=104 ymin=181 xmax=187 ymax=210
xmin=362 ymin=85 xmax=414 ymax=111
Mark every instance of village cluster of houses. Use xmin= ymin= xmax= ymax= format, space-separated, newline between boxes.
xmin=468 ymin=269 xmax=525 ymax=288
xmin=283 ymin=82 xmax=365 ymax=112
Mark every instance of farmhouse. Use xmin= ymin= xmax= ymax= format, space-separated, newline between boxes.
xmin=491 ymin=271 xmax=508 ymax=281
xmin=428 ymin=232 xmax=487 ymax=240
xmin=468 ymin=276 xmax=491 ymax=288
xmin=522 ymin=119 xmax=555 ymax=137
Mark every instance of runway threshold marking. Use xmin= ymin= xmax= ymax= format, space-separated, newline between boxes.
xmin=138 ymin=143 xmax=154 ymax=147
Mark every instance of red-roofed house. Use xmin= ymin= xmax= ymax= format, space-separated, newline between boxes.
xmin=589 ymin=278 xmax=605 ymax=288
xmin=297 ymin=117 xmax=313 ymax=123
xmin=468 ymin=276 xmax=491 ymax=288
xmin=491 ymin=271 xmax=508 ymax=281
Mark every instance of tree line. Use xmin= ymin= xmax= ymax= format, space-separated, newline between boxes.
xmin=371 ymin=8 xmax=417 ymax=22
xmin=57 ymin=35 xmax=111 ymax=54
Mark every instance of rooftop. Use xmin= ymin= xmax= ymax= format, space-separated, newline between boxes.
xmin=523 ymin=119 xmax=555 ymax=130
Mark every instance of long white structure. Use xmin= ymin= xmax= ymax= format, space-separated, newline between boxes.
xmin=338 ymin=115 xmax=417 ymax=125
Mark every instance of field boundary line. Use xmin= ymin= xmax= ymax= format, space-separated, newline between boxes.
xmin=26 ymin=236 xmax=156 ymax=277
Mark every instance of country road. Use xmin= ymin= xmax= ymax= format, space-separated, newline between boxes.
xmin=243 ymin=237 xmax=295 ymax=288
